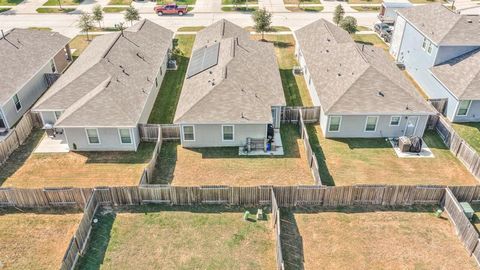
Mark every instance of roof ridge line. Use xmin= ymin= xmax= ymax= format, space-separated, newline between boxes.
xmin=102 ymin=32 xmax=122 ymax=59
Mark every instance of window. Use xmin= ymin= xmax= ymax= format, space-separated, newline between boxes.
xmin=50 ymin=60 xmax=56 ymax=73
xmin=155 ymin=78 xmax=158 ymax=88
xmin=457 ymin=100 xmax=471 ymax=116
xmin=183 ymin=125 xmax=194 ymax=141
xmin=54 ymin=111 xmax=62 ymax=120
xmin=365 ymin=116 xmax=378 ymax=132
xmin=422 ymin=37 xmax=428 ymax=50
xmin=328 ymin=116 xmax=341 ymax=132
xmin=222 ymin=125 xmax=234 ymax=141
xmin=390 ymin=116 xmax=401 ymax=126
xmin=118 ymin=128 xmax=132 ymax=144
xmin=13 ymin=94 xmax=21 ymax=111
xmin=427 ymin=43 xmax=433 ymax=54
xmin=86 ymin=128 xmax=100 ymax=144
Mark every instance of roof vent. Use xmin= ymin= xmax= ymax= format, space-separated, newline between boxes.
xmin=327 ymin=38 xmax=331 ymax=42
xmin=326 ymin=49 xmax=329 ymax=53
xmin=337 ymin=73 xmax=341 ymax=77
xmin=377 ymin=91 xmax=385 ymax=97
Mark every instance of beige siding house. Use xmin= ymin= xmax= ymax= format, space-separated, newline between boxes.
xmin=174 ymin=20 xmax=286 ymax=148
xmin=0 ymin=29 xmax=71 ymax=132
xmin=33 ymin=20 xmax=173 ymax=151
xmin=294 ymin=19 xmax=435 ymax=138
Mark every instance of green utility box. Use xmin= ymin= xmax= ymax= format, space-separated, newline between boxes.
xmin=460 ymin=202 xmax=474 ymax=221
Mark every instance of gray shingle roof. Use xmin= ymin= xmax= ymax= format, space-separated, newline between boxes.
xmin=398 ymin=4 xmax=480 ymax=45
xmin=431 ymin=48 xmax=480 ymax=100
xmin=174 ymin=20 xmax=285 ymax=124
xmin=0 ymin=29 xmax=69 ymax=105
xmin=33 ymin=20 xmax=173 ymax=127
xmin=295 ymin=19 xmax=434 ymax=115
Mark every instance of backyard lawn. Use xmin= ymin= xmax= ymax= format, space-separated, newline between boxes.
xmin=352 ymin=33 xmax=388 ymax=50
xmin=148 ymin=35 xmax=195 ymax=124
xmin=281 ymin=206 xmax=477 ymax=270
xmin=152 ymin=124 xmax=314 ymax=186
xmin=0 ymin=209 xmax=82 ymax=270
xmin=308 ymin=125 xmax=477 ymax=186
xmin=75 ymin=205 xmax=275 ymax=270
xmin=452 ymin=122 xmax=480 ymax=153
xmin=0 ymin=131 xmax=155 ymax=188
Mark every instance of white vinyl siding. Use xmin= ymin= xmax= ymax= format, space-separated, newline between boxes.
xmin=328 ymin=116 xmax=341 ymax=132
xmin=183 ymin=125 xmax=195 ymax=141
xmin=365 ymin=116 xmax=378 ymax=132
xmin=222 ymin=125 xmax=234 ymax=141
xmin=118 ymin=128 xmax=132 ymax=144
xmin=86 ymin=128 xmax=100 ymax=144
xmin=457 ymin=100 xmax=471 ymax=116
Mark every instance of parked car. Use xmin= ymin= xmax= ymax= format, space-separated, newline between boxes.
xmin=374 ymin=22 xmax=392 ymax=35
xmin=154 ymin=4 xmax=188 ymax=16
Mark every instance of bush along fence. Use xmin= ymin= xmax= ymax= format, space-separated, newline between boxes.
xmin=435 ymin=116 xmax=480 ymax=180
xmin=0 ymin=111 xmax=41 ymax=165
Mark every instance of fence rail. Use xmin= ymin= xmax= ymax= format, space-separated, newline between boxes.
xmin=271 ymin=190 xmax=285 ymax=270
xmin=298 ymin=110 xmax=322 ymax=185
xmin=0 ymin=111 xmax=41 ymax=165
xmin=281 ymin=106 xmax=320 ymax=124
xmin=138 ymin=124 xmax=180 ymax=142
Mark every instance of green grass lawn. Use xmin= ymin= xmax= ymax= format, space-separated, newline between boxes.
xmin=286 ymin=6 xmax=323 ymax=12
xmin=307 ymin=126 xmax=477 ymax=186
xmin=177 ymin=26 xmax=205 ymax=32
xmin=157 ymin=0 xmax=196 ymax=5
xmin=103 ymin=7 xmax=128 ymax=12
xmin=348 ymin=0 xmax=382 ymax=3
xmin=356 ymin=25 xmax=372 ymax=31
xmin=351 ymin=5 xmax=380 ymax=12
xmin=222 ymin=6 xmax=257 ymax=11
xmin=352 ymin=33 xmax=388 ymax=50
xmin=452 ymin=122 xmax=480 ymax=153
xmin=107 ymin=0 xmax=131 ymax=4
xmin=36 ymin=7 xmax=75 ymax=13
xmin=283 ymin=0 xmax=320 ymax=4
xmin=43 ymin=0 xmax=83 ymax=6
xmin=0 ymin=7 xmax=11 ymax=12
xmin=244 ymin=26 xmax=291 ymax=32
xmin=0 ymin=0 xmax=23 ymax=6
xmin=75 ymin=205 xmax=275 ymax=270
xmin=69 ymin=35 xmax=99 ymax=60
xmin=222 ymin=0 xmax=258 ymax=4
xmin=148 ymin=35 xmax=195 ymax=124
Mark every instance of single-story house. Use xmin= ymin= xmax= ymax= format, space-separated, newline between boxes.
xmin=389 ymin=4 xmax=480 ymax=122
xmin=33 ymin=19 xmax=173 ymax=151
xmin=0 ymin=28 xmax=71 ymax=132
xmin=174 ymin=19 xmax=286 ymax=148
xmin=294 ymin=19 xmax=435 ymax=138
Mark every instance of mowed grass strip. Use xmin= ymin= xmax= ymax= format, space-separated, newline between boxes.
xmin=352 ymin=33 xmax=388 ymax=50
xmin=69 ymin=35 xmax=99 ymax=60
xmin=0 ymin=209 xmax=83 ymax=270
xmin=43 ymin=0 xmax=83 ymax=5
xmin=36 ymin=7 xmax=75 ymax=13
xmin=148 ymin=35 xmax=195 ymax=124
xmin=75 ymin=205 xmax=275 ymax=270
xmin=281 ymin=206 xmax=477 ymax=270
xmin=307 ymin=125 xmax=477 ymax=186
xmin=152 ymin=124 xmax=314 ymax=186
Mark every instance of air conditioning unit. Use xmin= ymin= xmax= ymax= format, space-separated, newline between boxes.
xmin=167 ymin=59 xmax=177 ymax=70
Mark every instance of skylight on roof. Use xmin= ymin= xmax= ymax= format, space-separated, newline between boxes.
xmin=187 ymin=43 xmax=220 ymax=78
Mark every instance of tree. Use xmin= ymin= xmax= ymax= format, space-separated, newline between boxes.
xmin=252 ymin=8 xmax=272 ymax=40
xmin=124 ymin=6 xmax=140 ymax=26
xmin=333 ymin=4 xmax=344 ymax=26
xmin=92 ymin=4 xmax=104 ymax=28
xmin=340 ymin=16 xmax=358 ymax=34
xmin=77 ymin=12 xmax=94 ymax=41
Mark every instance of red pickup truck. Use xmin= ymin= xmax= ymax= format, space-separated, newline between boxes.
xmin=154 ymin=4 xmax=188 ymax=16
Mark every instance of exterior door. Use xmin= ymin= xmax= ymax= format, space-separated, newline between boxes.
xmin=404 ymin=116 xmax=418 ymax=137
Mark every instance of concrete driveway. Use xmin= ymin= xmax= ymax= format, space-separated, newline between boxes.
xmin=259 ymin=0 xmax=287 ymax=12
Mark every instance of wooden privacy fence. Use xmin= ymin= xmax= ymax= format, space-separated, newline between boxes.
xmin=0 ymin=185 xmax=466 ymax=208
xmin=61 ymin=192 xmax=100 ymax=270
xmin=271 ymin=190 xmax=285 ymax=270
xmin=0 ymin=111 xmax=41 ymax=165
xmin=435 ymin=116 xmax=480 ymax=179
xmin=138 ymin=124 xmax=180 ymax=142
xmin=444 ymin=188 xmax=480 ymax=264
xmin=298 ymin=110 xmax=321 ymax=185
xmin=139 ymin=127 xmax=163 ymax=185
xmin=281 ymin=106 xmax=320 ymax=124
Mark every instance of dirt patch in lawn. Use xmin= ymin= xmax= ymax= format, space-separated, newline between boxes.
xmin=0 ymin=209 xmax=82 ymax=270
xmin=76 ymin=205 xmax=275 ymax=270
xmin=281 ymin=206 xmax=477 ymax=270
xmin=308 ymin=125 xmax=477 ymax=186
xmin=152 ymin=124 xmax=314 ymax=186
xmin=1 ymin=134 xmax=155 ymax=188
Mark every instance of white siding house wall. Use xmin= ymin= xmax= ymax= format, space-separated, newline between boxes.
xmin=64 ymin=127 xmax=139 ymax=151
xmin=390 ymin=15 xmax=407 ymax=60
xmin=453 ymin=100 xmax=480 ymax=122
xmin=180 ymin=124 xmax=266 ymax=148
xmin=295 ymin=45 xmax=321 ymax=106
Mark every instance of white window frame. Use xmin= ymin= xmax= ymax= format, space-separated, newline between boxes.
xmin=222 ymin=125 xmax=234 ymax=142
xmin=85 ymin=128 xmax=101 ymax=144
xmin=182 ymin=125 xmax=195 ymax=141
xmin=422 ymin=37 xmax=428 ymax=50
xmin=328 ymin=116 xmax=342 ymax=132
xmin=389 ymin=116 xmax=401 ymax=126
xmin=457 ymin=100 xmax=472 ymax=116
xmin=364 ymin=116 xmax=379 ymax=132
xmin=13 ymin=94 xmax=22 ymax=112
xmin=118 ymin=128 xmax=133 ymax=144
xmin=427 ymin=42 xmax=433 ymax=55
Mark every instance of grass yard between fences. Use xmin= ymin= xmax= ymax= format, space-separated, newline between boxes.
xmin=281 ymin=206 xmax=477 ymax=270
xmin=0 ymin=209 xmax=83 ymax=270
xmin=75 ymin=205 xmax=275 ymax=270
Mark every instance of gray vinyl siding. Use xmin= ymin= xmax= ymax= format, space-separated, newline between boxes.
xmin=295 ymin=42 xmax=321 ymax=106
xmin=138 ymin=45 xmax=171 ymax=124
xmin=180 ymin=124 xmax=266 ymax=148
xmin=321 ymin=114 xmax=428 ymax=138
xmin=64 ymin=127 xmax=138 ymax=151
xmin=453 ymin=100 xmax=480 ymax=122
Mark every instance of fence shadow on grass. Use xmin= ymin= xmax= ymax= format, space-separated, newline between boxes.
xmin=75 ymin=209 xmax=116 ymax=270
xmin=151 ymin=141 xmax=178 ymax=184
xmin=280 ymin=208 xmax=305 ymax=270
xmin=0 ymin=129 xmax=43 ymax=186
xmin=305 ymin=125 xmax=334 ymax=186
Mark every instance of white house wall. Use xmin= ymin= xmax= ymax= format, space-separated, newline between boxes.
xmin=64 ymin=127 xmax=139 ymax=151
xmin=454 ymin=100 xmax=480 ymax=122
xmin=390 ymin=15 xmax=406 ymax=60
xmin=180 ymin=124 xmax=266 ymax=148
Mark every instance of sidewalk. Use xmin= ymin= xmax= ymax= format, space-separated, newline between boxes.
xmin=259 ymin=0 xmax=288 ymax=12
